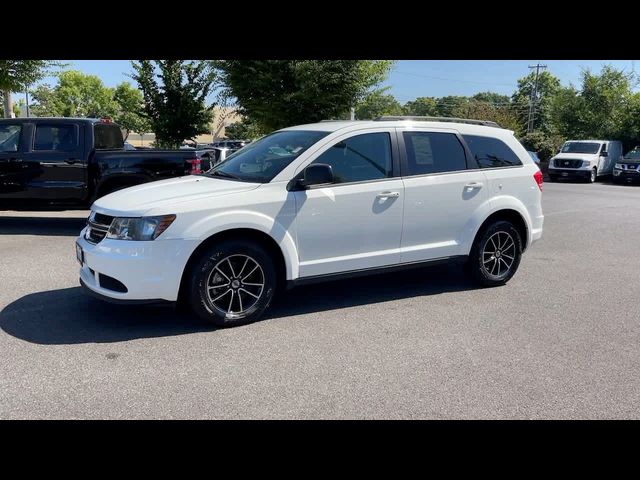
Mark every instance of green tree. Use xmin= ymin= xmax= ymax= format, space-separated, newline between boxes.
xmin=224 ymin=118 xmax=265 ymax=140
xmin=519 ymin=130 xmax=565 ymax=162
xmin=512 ymin=70 xmax=561 ymax=133
xmin=472 ymin=91 xmax=511 ymax=104
xmin=215 ymin=60 xmax=394 ymax=131
xmin=403 ymin=96 xmax=439 ymax=116
xmin=0 ymin=60 xmax=61 ymax=118
xmin=453 ymin=100 xmax=524 ymax=136
xmin=355 ymin=88 xmax=403 ymax=119
xmin=113 ymin=82 xmax=151 ymax=139
xmin=435 ymin=96 xmax=471 ymax=117
xmin=31 ymin=70 xmax=117 ymax=118
xmin=132 ymin=60 xmax=216 ymax=148
xmin=549 ymin=66 xmax=634 ymax=142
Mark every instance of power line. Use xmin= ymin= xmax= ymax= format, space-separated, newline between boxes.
xmin=394 ymin=70 xmax=517 ymax=87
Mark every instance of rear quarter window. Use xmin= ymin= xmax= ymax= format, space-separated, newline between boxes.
xmin=463 ymin=135 xmax=523 ymax=168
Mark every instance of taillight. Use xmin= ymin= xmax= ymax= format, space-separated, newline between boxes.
xmin=186 ymin=158 xmax=201 ymax=174
xmin=533 ymin=170 xmax=543 ymax=191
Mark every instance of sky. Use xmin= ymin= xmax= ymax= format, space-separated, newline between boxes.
xmin=11 ymin=59 xmax=640 ymax=106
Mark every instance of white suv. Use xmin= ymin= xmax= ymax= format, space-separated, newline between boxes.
xmin=76 ymin=117 xmax=544 ymax=327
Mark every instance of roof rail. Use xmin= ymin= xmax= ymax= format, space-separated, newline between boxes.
xmin=374 ymin=116 xmax=502 ymax=128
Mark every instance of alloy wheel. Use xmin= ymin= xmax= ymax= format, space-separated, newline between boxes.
xmin=206 ymin=254 xmax=265 ymax=316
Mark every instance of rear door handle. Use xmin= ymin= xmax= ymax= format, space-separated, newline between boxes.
xmin=376 ymin=191 xmax=400 ymax=198
xmin=65 ymin=159 xmax=79 ymax=165
xmin=465 ymin=182 xmax=483 ymax=189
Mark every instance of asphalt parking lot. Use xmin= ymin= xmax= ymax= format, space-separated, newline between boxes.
xmin=1 ymin=179 xmax=639 ymax=419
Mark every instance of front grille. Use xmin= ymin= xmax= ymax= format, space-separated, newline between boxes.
xmin=85 ymin=212 xmax=114 ymax=244
xmin=622 ymin=164 xmax=638 ymax=171
xmin=555 ymin=159 xmax=583 ymax=168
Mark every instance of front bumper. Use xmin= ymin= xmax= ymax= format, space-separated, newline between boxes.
xmin=77 ymin=227 xmax=199 ymax=302
xmin=548 ymin=167 xmax=591 ymax=179
xmin=613 ymin=169 xmax=640 ymax=183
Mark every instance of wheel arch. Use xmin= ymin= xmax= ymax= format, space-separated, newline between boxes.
xmin=177 ymin=227 xmax=294 ymax=306
xmin=471 ymin=208 xmax=530 ymax=253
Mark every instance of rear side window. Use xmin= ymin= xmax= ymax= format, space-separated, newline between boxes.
xmin=403 ymin=131 xmax=467 ymax=175
xmin=0 ymin=124 xmax=21 ymax=152
xmin=34 ymin=125 xmax=78 ymax=151
xmin=94 ymin=124 xmax=124 ymax=149
xmin=463 ymin=135 xmax=522 ymax=168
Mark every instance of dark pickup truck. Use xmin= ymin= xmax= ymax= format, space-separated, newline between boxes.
xmin=0 ymin=117 xmax=202 ymax=208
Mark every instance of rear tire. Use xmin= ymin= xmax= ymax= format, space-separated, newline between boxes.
xmin=469 ymin=220 xmax=522 ymax=287
xmin=188 ymin=239 xmax=277 ymax=328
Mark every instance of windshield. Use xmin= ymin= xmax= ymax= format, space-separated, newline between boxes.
xmin=206 ymin=130 xmax=330 ymax=183
xmin=561 ymin=142 xmax=601 ymax=154
xmin=624 ymin=149 xmax=640 ymax=160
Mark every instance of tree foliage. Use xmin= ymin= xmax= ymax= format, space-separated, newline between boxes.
xmin=355 ymin=88 xmax=403 ymax=119
xmin=31 ymin=70 xmax=117 ymax=118
xmin=402 ymin=97 xmax=439 ymax=116
xmin=215 ymin=60 xmax=394 ymax=131
xmin=512 ymin=70 xmax=561 ymax=133
xmin=113 ymin=82 xmax=152 ymax=138
xmin=132 ymin=60 xmax=216 ymax=148
xmin=224 ymin=118 xmax=266 ymax=140
xmin=0 ymin=60 xmax=61 ymax=92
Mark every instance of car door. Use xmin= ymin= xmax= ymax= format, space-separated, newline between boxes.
xmin=18 ymin=122 xmax=87 ymax=200
xmin=293 ymin=129 xmax=404 ymax=277
xmin=398 ymin=128 xmax=488 ymax=262
xmin=0 ymin=122 xmax=30 ymax=198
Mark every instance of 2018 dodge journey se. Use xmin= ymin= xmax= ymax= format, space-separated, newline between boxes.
xmin=76 ymin=117 xmax=544 ymax=327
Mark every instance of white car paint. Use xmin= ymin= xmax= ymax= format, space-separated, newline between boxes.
xmin=549 ymin=140 xmax=623 ymax=177
xmin=76 ymin=119 xmax=543 ymax=302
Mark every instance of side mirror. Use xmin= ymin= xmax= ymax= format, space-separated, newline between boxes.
xmin=290 ymin=164 xmax=334 ymax=190
xmin=601 ymin=151 xmax=608 ymax=157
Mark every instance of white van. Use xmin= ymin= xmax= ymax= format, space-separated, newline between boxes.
xmin=548 ymin=140 xmax=622 ymax=183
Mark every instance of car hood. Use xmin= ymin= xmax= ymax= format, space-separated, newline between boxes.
xmin=552 ymin=152 xmax=599 ymax=161
xmin=92 ymin=175 xmax=260 ymax=216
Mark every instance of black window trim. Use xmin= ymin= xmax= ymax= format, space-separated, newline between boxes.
xmin=397 ymin=127 xmax=477 ymax=178
xmin=32 ymin=123 xmax=81 ymax=152
xmin=291 ymin=129 xmax=402 ymax=190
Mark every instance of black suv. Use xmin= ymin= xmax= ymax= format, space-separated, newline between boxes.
xmin=613 ymin=148 xmax=640 ymax=184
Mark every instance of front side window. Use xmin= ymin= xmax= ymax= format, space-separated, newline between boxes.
xmin=403 ymin=131 xmax=467 ymax=175
xmin=208 ymin=130 xmax=330 ymax=183
xmin=463 ymin=134 xmax=523 ymax=168
xmin=310 ymin=132 xmax=392 ymax=184
xmin=0 ymin=124 xmax=21 ymax=152
xmin=34 ymin=125 xmax=78 ymax=151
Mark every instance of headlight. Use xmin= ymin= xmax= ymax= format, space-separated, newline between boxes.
xmin=614 ymin=163 xmax=623 ymax=169
xmin=582 ymin=160 xmax=591 ymax=167
xmin=106 ymin=215 xmax=176 ymax=241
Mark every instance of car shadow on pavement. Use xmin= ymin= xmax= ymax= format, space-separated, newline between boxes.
xmin=0 ymin=264 xmax=477 ymax=345
xmin=0 ymin=216 xmax=87 ymax=236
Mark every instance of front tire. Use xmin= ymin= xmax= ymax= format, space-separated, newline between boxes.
xmin=587 ymin=167 xmax=597 ymax=183
xmin=469 ymin=220 xmax=522 ymax=287
xmin=188 ymin=239 xmax=277 ymax=327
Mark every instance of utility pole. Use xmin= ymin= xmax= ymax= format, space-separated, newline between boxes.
xmin=527 ymin=63 xmax=547 ymax=133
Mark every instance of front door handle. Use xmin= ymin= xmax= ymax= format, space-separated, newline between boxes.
xmin=376 ymin=191 xmax=400 ymax=198
xmin=464 ymin=182 xmax=483 ymax=190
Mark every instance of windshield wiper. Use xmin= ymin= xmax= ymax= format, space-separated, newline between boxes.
xmin=208 ymin=170 xmax=241 ymax=180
